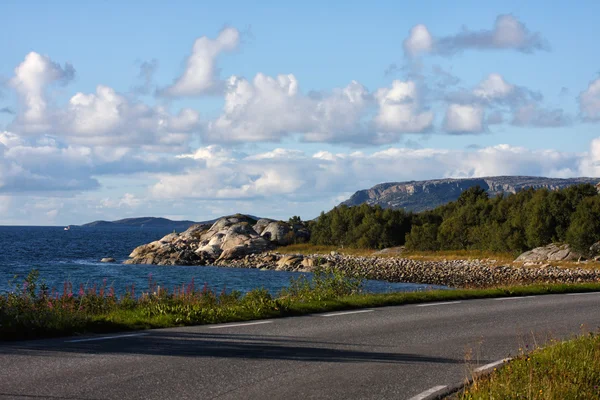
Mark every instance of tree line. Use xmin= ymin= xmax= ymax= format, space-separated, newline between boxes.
xmin=307 ymin=184 xmax=600 ymax=255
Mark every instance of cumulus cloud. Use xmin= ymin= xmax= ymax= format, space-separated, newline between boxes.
xmin=403 ymin=24 xmax=434 ymax=57
xmin=204 ymin=74 xmax=434 ymax=144
xmin=444 ymin=104 xmax=484 ymax=133
xmin=6 ymin=53 xmax=201 ymax=149
xmin=9 ymin=52 xmax=75 ymax=132
xmin=579 ymin=77 xmax=600 ymax=121
xmin=404 ymin=14 xmax=549 ymax=57
xmin=373 ymin=80 xmax=434 ymax=135
xmin=160 ymin=27 xmax=240 ymax=96
xmin=473 ymin=73 xmax=514 ymax=100
xmin=61 ymin=85 xmax=200 ymax=147
xmin=443 ymin=73 xmax=569 ymax=130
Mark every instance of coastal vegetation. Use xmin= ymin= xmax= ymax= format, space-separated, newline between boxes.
xmin=2 ymin=268 xmax=600 ymax=341
xmin=454 ymin=332 xmax=600 ymax=399
xmin=309 ymin=184 xmax=600 ymax=256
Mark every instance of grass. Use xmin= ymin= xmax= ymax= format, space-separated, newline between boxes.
xmin=453 ymin=332 xmax=600 ymax=399
xmin=2 ymin=269 xmax=600 ymax=341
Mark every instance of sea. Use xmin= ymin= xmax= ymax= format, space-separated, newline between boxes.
xmin=0 ymin=226 xmax=446 ymax=296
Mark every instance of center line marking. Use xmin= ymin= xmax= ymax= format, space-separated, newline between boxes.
xmin=407 ymin=385 xmax=448 ymax=400
xmin=566 ymin=292 xmax=600 ymax=296
xmin=321 ymin=309 xmax=374 ymax=317
xmin=209 ymin=320 xmax=273 ymax=329
xmin=474 ymin=358 xmax=512 ymax=373
xmin=495 ymin=296 xmax=532 ymax=301
xmin=416 ymin=301 xmax=461 ymax=307
xmin=65 ymin=333 xmax=149 ymax=343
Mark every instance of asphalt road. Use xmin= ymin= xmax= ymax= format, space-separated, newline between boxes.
xmin=1 ymin=292 xmax=600 ymax=400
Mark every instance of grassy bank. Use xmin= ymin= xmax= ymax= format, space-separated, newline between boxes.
xmin=2 ymin=269 xmax=600 ymax=341
xmin=453 ymin=332 xmax=600 ymax=399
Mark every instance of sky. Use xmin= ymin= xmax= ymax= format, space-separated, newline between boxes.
xmin=1 ymin=0 xmax=600 ymax=225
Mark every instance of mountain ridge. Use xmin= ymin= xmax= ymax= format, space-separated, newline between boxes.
xmin=341 ymin=176 xmax=600 ymax=212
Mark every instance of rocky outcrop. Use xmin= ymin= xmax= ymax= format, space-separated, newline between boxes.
xmin=125 ymin=215 xmax=309 ymax=266
xmin=515 ymin=243 xmax=582 ymax=263
xmin=341 ymin=176 xmax=600 ymax=212
xmin=223 ymin=252 xmax=600 ymax=288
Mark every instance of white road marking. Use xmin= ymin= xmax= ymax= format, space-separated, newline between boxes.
xmin=407 ymin=385 xmax=448 ymax=400
xmin=208 ymin=320 xmax=273 ymax=329
xmin=65 ymin=333 xmax=149 ymax=343
xmin=494 ymin=296 xmax=535 ymax=301
xmin=474 ymin=358 xmax=512 ymax=373
xmin=566 ymin=292 xmax=600 ymax=296
xmin=321 ymin=309 xmax=374 ymax=317
xmin=416 ymin=301 xmax=461 ymax=307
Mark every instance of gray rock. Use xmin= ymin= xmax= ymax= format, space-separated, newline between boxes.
xmin=515 ymin=243 xmax=582 ymax=263
xmin=125 ymin=214 xmax=308 ymax=265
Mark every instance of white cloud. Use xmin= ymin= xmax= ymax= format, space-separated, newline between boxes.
xmin=579 ymin=77 xmax=600 ymax=121
xmin=205 ymin=75 xmax=434 ymax=144
xmin=160 ymin=27 xmax=240 ymax=96
xmin=373 ymin=80 xmax=434 ymax=134
xmin=148 ymin=142 xmax=589 ymax=204
xmin=403 ymin=24 xmax=434 ymax=57
xmin=8 ymin=53 xmax=201 ymax=150
xmin=0 ymin=130 xmax=191 ymax=194
xmin=443 ymin=104 xmax=484 ymax=133
xmin=473 ymin=73 xmax=514 ymax=100
xmin=9 ymin=52 xmax=75 ymax=132
xmin=405 ymin=14 xmax=548 ymax=58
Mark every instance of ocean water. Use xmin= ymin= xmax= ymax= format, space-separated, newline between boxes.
xmin=0 ymin=226 xmax=446 ymax=295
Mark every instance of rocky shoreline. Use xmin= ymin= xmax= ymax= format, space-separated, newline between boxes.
xmin=217 ymin=252 xmax=600 ymax=288
xmin=124 ymin=214 xmax=600 ymax=289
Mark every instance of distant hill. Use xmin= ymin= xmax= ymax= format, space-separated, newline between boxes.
xmin=81 ymin=217 xmax=204 ymax=230
xmin=80 ymin=215 xmax=262 ymax=229
xmin=340 ymin=176 xmax=600 ymax=213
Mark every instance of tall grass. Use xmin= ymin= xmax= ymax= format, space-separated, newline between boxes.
xmin=456 ymin=333 xmax=600 ymax=399
xmin=0 ymin=267 xmax=363 ymax=340
xmin=2 ymin=269 xmax=600 ymax=341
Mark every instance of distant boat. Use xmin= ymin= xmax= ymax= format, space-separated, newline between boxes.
xmin=64 ymin=226 xmax=71 ymax=231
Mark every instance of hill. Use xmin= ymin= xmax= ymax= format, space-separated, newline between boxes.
xmin=81 ymin=215 xmax=263 ymax=230
xmin=81 ymin=217 xmax=213 ymax=230
xmin=341 ymin=176 xmax=600 ymax=212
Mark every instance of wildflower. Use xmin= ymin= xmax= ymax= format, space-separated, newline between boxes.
xmin=47 ymin=301 xmax=53 ymax=309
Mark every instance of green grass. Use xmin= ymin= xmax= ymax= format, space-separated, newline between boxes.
xmin=453 ymin=333 xmax=600 ymax=399
xmin=2 ymin=269 xmax=600 ymax=341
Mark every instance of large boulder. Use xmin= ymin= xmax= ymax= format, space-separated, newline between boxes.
xmin=515 ymin=243 xmax=582 ymax=263
xmin=125 ymin=214 xmax=303 ymax=265
xmin=253 ymin=218 xmax=275 ymax=235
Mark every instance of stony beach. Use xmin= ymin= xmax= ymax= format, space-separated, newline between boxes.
xmin=219 ymin=252 xmax=600 ymax=288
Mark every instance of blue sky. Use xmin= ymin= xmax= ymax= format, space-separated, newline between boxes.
xmin=1 ymin=0 xmax=600 ymax=225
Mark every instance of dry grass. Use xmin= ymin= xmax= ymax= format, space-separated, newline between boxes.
xmin=454 ymin=332 xmax=600 ymax=399
xmin=276 ymin=244 xmax=378 ymax=257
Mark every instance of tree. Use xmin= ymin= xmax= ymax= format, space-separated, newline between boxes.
xmin=566 ymin=196 xmax=600 ymax=255
xmin=288 ymin=216 xmax=302 ymax=224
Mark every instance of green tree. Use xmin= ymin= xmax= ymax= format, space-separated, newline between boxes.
xmin=566 ymin=196 xmax=600 ymax=255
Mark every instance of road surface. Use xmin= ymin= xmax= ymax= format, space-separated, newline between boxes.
xmin=1 ymin=292 xmax=600 ymax=400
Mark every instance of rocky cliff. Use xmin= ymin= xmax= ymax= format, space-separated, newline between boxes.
xmin=341 ymin=176 xmax=600 ymax=212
